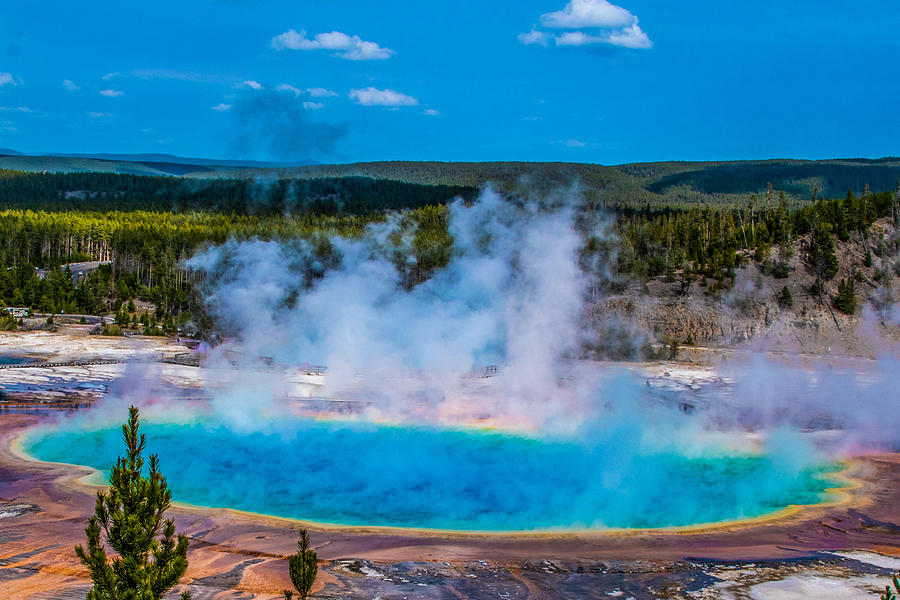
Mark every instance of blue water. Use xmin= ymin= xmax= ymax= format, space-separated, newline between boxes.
xmin=0 ymin=355 xmax=33 ymax=365
xmin=25 ymin=418 xmax=839 ymax=531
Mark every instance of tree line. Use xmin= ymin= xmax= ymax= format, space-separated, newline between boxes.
xmin=0 ymin=168 xmax=896 ymax=330
xmin=0 ymin=169 xmax=476 ymax=215
xmin=610 ymin=187 xmax=898 ymax=295
xmin=0 ymin=204 xmax=450 ymax=328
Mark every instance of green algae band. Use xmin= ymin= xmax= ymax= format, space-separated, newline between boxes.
xmin=25 ymin=419 xmax=839 ymax=531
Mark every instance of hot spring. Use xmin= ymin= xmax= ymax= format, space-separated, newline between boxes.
xmin=22 ymin=415 xmax=843 ymax=532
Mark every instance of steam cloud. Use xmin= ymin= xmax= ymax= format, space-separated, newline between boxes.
xmin=183 ymin=188 xmax=899 ymax=455
xmin=228 ymin=89 xmax=348 ymax=161
xmin=187 ymin=189 xmax=594 ymax=428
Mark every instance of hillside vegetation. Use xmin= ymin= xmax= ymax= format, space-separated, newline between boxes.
xmin=0 ymin=159 xmax=896 ymax=352
xmin=0 ymin=170 xmax=474 ymax=215
xmin=3 ymin=154 xmax=898 ymax=208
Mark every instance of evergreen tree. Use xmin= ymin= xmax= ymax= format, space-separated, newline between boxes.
xmin=833 ymin=278 xmax=856 ymax=314
xmin=806 ymin=225 xmax=839 ymax=280
xmin=838 ymin=189 xmax=856 ymax=240
xmin=285 ymin=529 xmax=317 ymax=600
xmin=667 ymin=339 xmax=680 ymax=360
xmin=777 ymin=285 xmax=793 ymax=308
xmin=810 ymin=279 xmax=825 ymax=300
xmin=0 ymin=311 xmax=18 ymax=330
xmin=882 ymin=573 xmax=899 ymax=600
xmin=75 ymin=406 xmax=191 ymax=600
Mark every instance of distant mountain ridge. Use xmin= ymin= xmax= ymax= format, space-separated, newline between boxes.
xmin=49 ymin=152 xmax=319 ymax=168
xmin=203 ymin=158 xmax=900 ymax=206
xmin=0 ymin=152 xmax=318 ymax=178
xmin=0 ymin=150 xmax=316 ymax=168
xmin=0 ymin=152 xmax=897 ymax=208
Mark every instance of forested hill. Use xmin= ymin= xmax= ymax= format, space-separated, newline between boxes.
xmin=0 ymin=171 xmax=476 ymax=215
xmin=0 ymin=158 xmax=896 ymax=341
xmin=2 ymin=154 xmax=898 ymax=208
xmin=224 ymin=158 xmax=900 ymax=207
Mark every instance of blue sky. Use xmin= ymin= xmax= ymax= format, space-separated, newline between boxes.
xmin=1 ymin=0 xmax=897 ymax=164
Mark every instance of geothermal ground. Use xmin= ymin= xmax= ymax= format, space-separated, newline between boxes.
xmin=0 ymin=331 xmax=898 ymax=599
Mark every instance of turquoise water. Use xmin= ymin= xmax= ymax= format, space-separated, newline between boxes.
xmin=0 ymin=355 xmax=33 ymax=365
xmin=25 ymin=418 xmax=839 ymax=531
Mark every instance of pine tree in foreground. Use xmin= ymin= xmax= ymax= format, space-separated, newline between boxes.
xmin=882 ymin=573 xmax=900 ymax=600
xmin=75 ymin=405 xmax=191 ymax=600
xmin=284 ymin=529 xmax=317 ymax=600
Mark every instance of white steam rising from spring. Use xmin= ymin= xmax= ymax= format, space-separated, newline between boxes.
xmin=187 ymin=189 xmax=598 ymax=428
xmin=180 ymin=187 xmax=900 ymax=455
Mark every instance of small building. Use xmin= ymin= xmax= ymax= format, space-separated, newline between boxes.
xmin=3 ymin=307 xmax=30 ymax=318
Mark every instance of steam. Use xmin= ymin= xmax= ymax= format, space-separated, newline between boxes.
xmin=228 ymin=89 xmax=348 ymax=161
xmin=720 ymin=354 xmax=900 ymax=452
xmin=180 ymin=187 xmax=900 ymax=454
xmin=186 ymin=190 xmax=595 ymax=427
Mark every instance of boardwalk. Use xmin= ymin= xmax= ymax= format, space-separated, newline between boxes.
xmin=0 ymin=359 xmax=126 ymax=370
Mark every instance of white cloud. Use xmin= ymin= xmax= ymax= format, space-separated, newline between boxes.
xmin=608 ymin=21 xmax=652 ymax=49
xmin=62 ymin=79 xmax=80 ymax=91
xmin=101 ymin=71 xmax=122 ymax=81
xmin=423 ymin=108 xmax=440 ymax=116
xmin=553 ymin=24 xmax=650 ymax=48
xmin=306 ymin=87 xmax=338 ymax=98
xmin=212 ymin=103 xmax=233 ymax=112
xmin=89 ymin=112 xmax=112 ymax=118
xmin=302 ymin=101 xmax=324 ymax=110
xmin=0 ymin=73 xmax=23 ymax=87
xmin=99 ymin=89 xmax=124 ymax=97
xmin=540 ymin=0 xmax=634 ymax=28
xmin=241 ymin=80 xmax=263 ymax=90
xmin=520 ymin=0 xmax=652 ymax=50
xmin=133 ymin=69 xmax=224 ymax=83
xmin=551 ymin=138 xmax=589 ymax=147
xmin=349 ymin=87 xmax=418 ymax=107
xmin=518 ymin=28 xmax=550 ymax=46
xmin=0 ymin=106 xmax=32 ymax=113
xmin=272 ymin=29 xmax=394 ymax=60
xmin=276 ymin=83 xmax=302 ymax=96
xmin=554 ymin=31 xmax=602 ymax=46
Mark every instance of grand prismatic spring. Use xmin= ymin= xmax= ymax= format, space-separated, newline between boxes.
xmin=22 ymin=413 xmax=842 ymax=532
